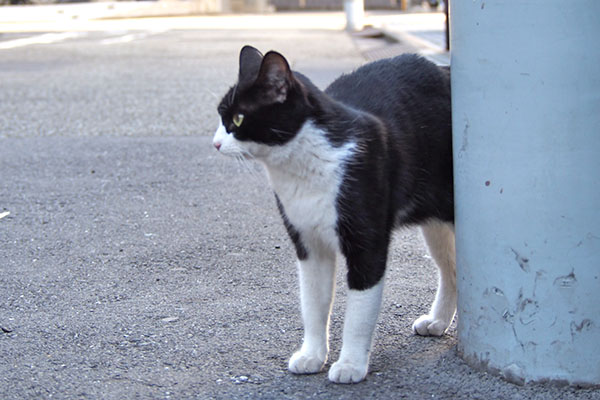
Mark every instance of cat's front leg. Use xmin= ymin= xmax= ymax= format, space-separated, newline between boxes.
xmin=288 ymin=251 xmax=336 ymax=375
xmin=328 ymin=280 xmax=384 ymax=384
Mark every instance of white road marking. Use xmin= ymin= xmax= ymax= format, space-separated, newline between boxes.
xmin=0 ymin=29 xmax=168 ymax=50
xmin=100 ymin=29 xmax=168 ymax=45
xmin=0 ymin=31 xmax=85 ymax=50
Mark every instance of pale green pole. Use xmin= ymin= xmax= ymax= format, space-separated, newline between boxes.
xmin=451 ymin=0 xmax=600 ymax=385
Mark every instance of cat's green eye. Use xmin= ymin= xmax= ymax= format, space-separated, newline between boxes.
xmin=232 ymin=113 xmax=244 ymax=127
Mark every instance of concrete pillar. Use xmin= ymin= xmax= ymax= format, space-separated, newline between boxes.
xmin=450 ymin=0 xmax=600 ymax=386
xmin=344 ymin=0 xmax=364 ymax=32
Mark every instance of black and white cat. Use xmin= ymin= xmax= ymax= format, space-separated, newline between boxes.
xmin=213 ymin=46 xmax=455 ymax=384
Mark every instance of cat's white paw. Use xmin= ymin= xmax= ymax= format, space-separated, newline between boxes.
xmin=412 ymin=314 xmax=449 ymax=336
xmin=288 ymin=351 xmax=326 ymax=374
xmin=328 ymin=360 xmax=368 ymax=384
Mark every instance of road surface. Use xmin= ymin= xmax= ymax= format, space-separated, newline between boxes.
xmin=0 ymin=16 xmax=597 ymax=399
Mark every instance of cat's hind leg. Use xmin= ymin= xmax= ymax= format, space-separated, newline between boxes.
xmin=412 ymin=220 xmax=456 ymax=336
xmin=288 ymin=250 xmax=336 ymax=375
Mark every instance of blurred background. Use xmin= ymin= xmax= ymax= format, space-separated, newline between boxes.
xmin=1 ymin=0 xmax=598 ymax=397
xmin=1 ymin=0 xmax=442 ymax=11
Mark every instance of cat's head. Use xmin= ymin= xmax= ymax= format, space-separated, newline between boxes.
xmin=212 ymin=46 xmax=312 ymax=159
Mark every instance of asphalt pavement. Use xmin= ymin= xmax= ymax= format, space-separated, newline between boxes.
xmin=0 ymin=12 xmax=598 ymax=400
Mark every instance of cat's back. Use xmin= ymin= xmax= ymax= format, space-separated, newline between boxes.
xmin=323 ymin=54 xmax=454 ymax=225
xmin=324 ymin=54 xmax=450 ymax=126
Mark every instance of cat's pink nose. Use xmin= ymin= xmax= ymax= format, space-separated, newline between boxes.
xmin=214 ymin=141 xmax=221 ymax=151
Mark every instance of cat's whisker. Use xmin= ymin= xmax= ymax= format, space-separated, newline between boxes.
xmin=232 ymin=151 xmax=262 ymax=182
xmin=207 ymin=89 xmax=219 ymax=100
xmin=270 ymin=128 xmax=295 ymax=136
xmin=233 ymin=153 xmax=248 ymax=171
xmin=237 ymin=148 xmax=254 ymax=163
xmin=230 ymin=84 xmax=238 ymax=105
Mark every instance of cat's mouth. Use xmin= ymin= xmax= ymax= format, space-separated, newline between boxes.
xmin=212 ymin=132 xmax=255 ymax=160
xmin=212 ymin=122 xmax=237 ymax=156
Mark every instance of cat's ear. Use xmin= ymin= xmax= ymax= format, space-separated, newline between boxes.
xmin=238 ymin=45 xmax=264 ymax=89
xmin=256 ymin=51 xmax=293 ymax=104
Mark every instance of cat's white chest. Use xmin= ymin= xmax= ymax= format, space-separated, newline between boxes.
xmin=263 ymin=122 xmax=355 ymax=254
xmin=273 ymin=173 xmax=339 ymax=252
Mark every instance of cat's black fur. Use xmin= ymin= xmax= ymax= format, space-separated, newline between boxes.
xmin=323 ymin=55 xmax=452 ymax=289
xmin=217 ymin=46 xmax=453 ymax=291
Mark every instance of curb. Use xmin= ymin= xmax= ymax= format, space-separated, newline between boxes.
xmin=382 ymin=27 xmax=450 ymax=66
xmin=375 ymin=23 xmax=449 ymax=66
xmin=364 ymin=12 xmax=450 ymax=66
